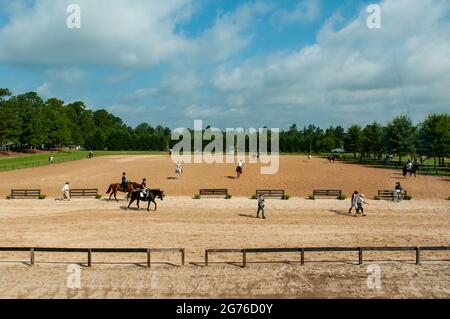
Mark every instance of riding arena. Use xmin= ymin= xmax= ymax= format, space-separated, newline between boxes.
xmin=0 ymin=154 xmax=449 ymax=298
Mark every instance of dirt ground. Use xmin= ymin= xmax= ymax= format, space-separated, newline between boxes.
xmin=0 ymin=155 xmax=449 ymax=298
xmin=0 ymin=155 xmax=448 ymax=199
xmin=0 ymin=196 xmax=449 ymax=298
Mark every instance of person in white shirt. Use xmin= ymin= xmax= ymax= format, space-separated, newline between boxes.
xmin=61 ymin=182 xmax=71 ymax=201
xmin=176 ymin=162 xmax=183 ymax=178
xmin=355 ymin=194 xmax=368 ymax=217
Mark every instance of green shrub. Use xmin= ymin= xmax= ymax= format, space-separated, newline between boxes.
xmin=338 ymin=194 xmax=347 ymax=200
xmin=5 ymin=195 xmax=11 ymax=200
xmin=447 ymin=196 xmax=450 ymax=200
xmin=307 ymin=194 xmax=315 ymax=200
xmin=373 ymin=195 xmax=380 ymax=200
xmin=38 ymin=194 xmax=47 ymax=200
xmin=95 ymin=194 xmax=102 ymax=199
xmin=282 ymin=194 xmax=291 ymax=200
xmin=404 ymin=194 xmax=412 ymax=201
xmin=193 ymin=194 xmax=201 ymax=200
xmin=250 ymin=194 xmax=257 ymax=200
xmin=225 ymin=194 xmax=232 ymax=200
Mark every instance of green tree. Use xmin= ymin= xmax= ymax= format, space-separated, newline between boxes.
xmin=0 ymin=88 xmax=12 ymax=100
xmin=0 ymin=98 xmax=23 ymax=150
xmin=383 ymin=115 xmax=416 ymax=163
xmin=15 ymin=93 xmax=48 ymax=148
xmin=362 ymin=122 xmax=384 ymax=158
xmin=344 ymin=125 xmax=362 ymax=158
xmin=85 ymin=129 xmax=106 ymax=151
xmin=66 ymin=102 xmax=95 ymax=146
xmin=418 ymin=114 xmax=450 ymax=167
xmin=45 ymin=98 xmax=72 ymax=147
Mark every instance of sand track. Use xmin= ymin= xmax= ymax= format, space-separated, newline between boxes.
xmin=0 ymin=155 xmax=448 ymax=199
xmin=0 ymin=155 xmax=448 ymax=298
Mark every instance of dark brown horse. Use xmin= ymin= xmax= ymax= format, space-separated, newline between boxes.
xmin=106 ymin=182 xmax=140 ymax=201
xmin=127 ymin=189 xmax=165 ymax=212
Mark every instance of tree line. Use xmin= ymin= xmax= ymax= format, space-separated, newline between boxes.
xmin=0 ymin=88 xmax=448 ymax=165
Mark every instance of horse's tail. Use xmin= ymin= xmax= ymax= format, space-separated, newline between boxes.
xmin=106 ymin=185 xmax=113 ymax=194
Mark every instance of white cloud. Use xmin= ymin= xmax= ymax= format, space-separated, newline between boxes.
xmin=211 ymin=0 xmax=450 ymax=127
xmin=270 ymin=0 xmax=321 ymax=28
xmin=36 ymin=82 xmax=53 ymax=97
xmin=0 ymin=0 xmax=194 ymax=67
xmin=185 ymin=104 xmax=222 ymax=119
xmin=0 ymin=0 xmax=270 ymax=68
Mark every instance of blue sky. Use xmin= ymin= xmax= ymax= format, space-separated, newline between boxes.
xmin=0 ymin=0 xmax=449 ymax=130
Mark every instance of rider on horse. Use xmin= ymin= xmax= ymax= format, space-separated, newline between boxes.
xmin=121 ymin=172 xmax=127 ymax=192
xmin=236 ymin=160 xmax=244 ymax=178
xmin=139 ymin=178 xmax=148 ymax=198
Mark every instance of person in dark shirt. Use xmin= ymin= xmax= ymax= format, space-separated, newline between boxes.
xmin=121 ymin=172 xmax=127 ymax=191
xmin=348 ymin=191 xmax=359 ymax=214
xmin=257 ymin=194 xmax=266 ymax=219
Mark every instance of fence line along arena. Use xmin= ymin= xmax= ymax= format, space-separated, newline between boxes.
xmin=0 ymin=155 xmax=449 ymax=298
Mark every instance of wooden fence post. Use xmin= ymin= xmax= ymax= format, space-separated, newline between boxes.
xmin=147 ymin=249 xmax=151 ymax=268
xmin=205 ymin=251 xmax=209 ymax=266
xmin=30 ymin=248 xmax=35 ymax=266
xmin=300 ymin=249 xmax=305 ymax=266
xmin=87 ymin=249 xmax=92 ymax=267
xmin=358 ymin=248 xmax=363 ymax=265
xmin=416 ymin=247 xmax=421 ymax=265
xmin=243 ymin=250 xmax=247 ymax=268
xmin=181 ymin=249 xmax=185 ymax=266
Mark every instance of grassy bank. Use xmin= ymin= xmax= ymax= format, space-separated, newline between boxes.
xmin=0 ymin=151 xmax=167 ymax=172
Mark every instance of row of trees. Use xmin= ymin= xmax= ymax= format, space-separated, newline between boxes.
xmin=280 ymin=115 xmax=449 ymax=165
xmin=0 ymin=89 xmax=171 ymax=151
xmin=0 ymin=89 xmax=449 ymax=165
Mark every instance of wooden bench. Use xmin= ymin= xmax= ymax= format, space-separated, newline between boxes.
xmin=313 ymin=189 xmax=342 ymax=199
xmin=378 ymin=190 xmax=408 ymax=200
xmin=199 ymin=189 xmax=228 ymax=198
xmin=256 ymin=190 xmax=285 ymax=199
xmin=70 ymin=189 xmax=99 ymax=198
xmin=11 ymin=189 xmax=41 ymax=199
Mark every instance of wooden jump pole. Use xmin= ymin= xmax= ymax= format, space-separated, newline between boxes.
xmin=416 ymin=247 xmax=421 ymax=265
xmin=205 ymin=250 xmax=209 ymax=267
xmin=358 ymin=248 xmax=363 ymax=265
xmin=300 ymin=248 xmax=305 ymax=266
xmin=147 ymin=249 xmax=151 ymax=268
xmin=30 ymin=248 xmax=35 ymax=266
xmin=243 ymin=250 xmax=247 ymax=268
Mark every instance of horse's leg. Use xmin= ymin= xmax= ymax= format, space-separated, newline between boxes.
xmin=153 ymin=200 xmax=157 ymax=212
xmin=127 ymin=198 xmax=134 ymax=210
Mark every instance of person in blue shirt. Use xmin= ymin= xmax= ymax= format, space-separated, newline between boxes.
xmin=121 ymin=172 xmax=127 ymax=191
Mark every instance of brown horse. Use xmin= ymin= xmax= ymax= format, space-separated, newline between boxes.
xmin=106 ymin=182 xmax=140 ymax=201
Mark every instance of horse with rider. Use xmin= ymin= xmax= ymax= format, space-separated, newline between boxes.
xmin=403 ymin=159 xmax=419 ymax=178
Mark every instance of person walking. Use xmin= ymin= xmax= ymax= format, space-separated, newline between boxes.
xmin=355 ymin=194 xmax=368 ymax=217
xmin=176 ymin=162 xmax=183 ymax=178
xmin=348 ymin=191 xmax=359 ymax=214
xmin=256 ymin=194 xmax=266 ymax=219
xmin=61 ymin=182 xmax=71 ymax=201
